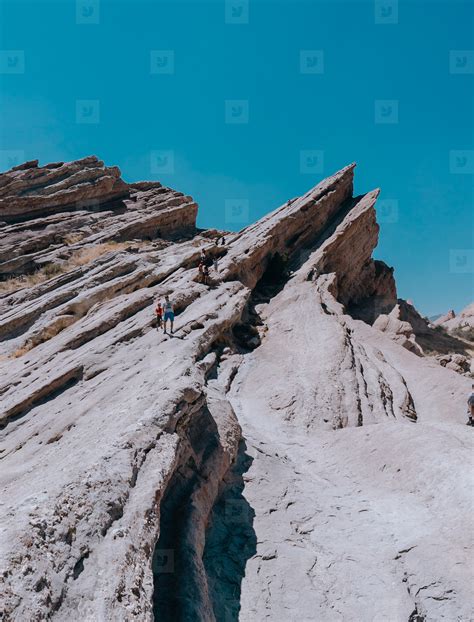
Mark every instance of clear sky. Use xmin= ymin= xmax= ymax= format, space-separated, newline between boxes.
xmin=1 ymin=0 xmax=473 ymax=316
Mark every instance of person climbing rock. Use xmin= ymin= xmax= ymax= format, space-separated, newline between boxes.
xmin=162 ymin=295 xmax=174 ymax=334
xmin=213 ymin=256 xmax=219 ymax=271
xmin=221 ymin=236 xmax=226 ymax=246
xmin=467 ymin=384 xmax=474 ymax=426
xmin=203 ymin=264 xmax=209 ymax=285
xmin=200 ymin=248 xmax=207 ymax=262
xmin=198 ymin=261 xmax=205 ymax=283
xmin=155 ymin=300 xmax=163 ymax=329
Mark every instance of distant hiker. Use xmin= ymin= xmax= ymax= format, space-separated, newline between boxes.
xmin=221 ymin=237 xmax=226 ymax=246
xmin=198 ymin=261 xmax=205 ymax=283
xmin=213 ymin=256 xmax=219 ymax=271
xmin=155 ymin=301 xmax=163 ymax=329
xmin=163 ymin=295 xmax=174 ymax=334
xmin=200 ymin=248 xmax=207 ymax=262
xmin=203 ymin=264 xmax=209 ymax=285
xmin=467 ymin=384 xmax=474 ymax=426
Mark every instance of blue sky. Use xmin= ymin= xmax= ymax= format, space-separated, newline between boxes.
xmin=0 ymin=0 xmax=473 ymax=316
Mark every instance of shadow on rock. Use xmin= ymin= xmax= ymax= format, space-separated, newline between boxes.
xmin=203 ymin=440 xmax=257 ymax=622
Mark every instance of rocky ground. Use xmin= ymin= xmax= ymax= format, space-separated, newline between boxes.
xmin=0 ymin=157 xmax=472 ymax=621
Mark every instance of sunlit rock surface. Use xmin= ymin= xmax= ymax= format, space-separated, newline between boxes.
xmin=0 ymin=158 xmax=472 ymax=621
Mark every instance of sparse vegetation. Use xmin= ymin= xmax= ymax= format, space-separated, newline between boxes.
xmin=63 ymin=232 xmax=86 ymax=245
xmin=0 ymin=241 xmax=143 ymax=295
xmin=452 ymin=325 xmax=474 ymax=343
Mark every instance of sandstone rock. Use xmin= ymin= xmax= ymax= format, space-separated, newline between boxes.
xmin=0 ymin=156 xmax=129 ymax=222
xmin=441 ymin=302 xmax=474 ymax=335
xmin=0 ymin=158 xmax=198 ymax=279
xmin=0 ymin=158 xmax=472 ymax=622
xmin=433 ymin=309 xmax=456 ymax=326
xmin=436 ymin=353 xmax=472 ymax=375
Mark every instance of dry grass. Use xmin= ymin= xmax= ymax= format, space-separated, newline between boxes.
xmin=67 ymin=242 xmax=134 ymax=267
xmin=63 ymin=232 xmax=86 ymax=245
xmin=12 ymin=344 xmax=33 ymax=358
xmin=0 ymin=241 xmax=141 ymax=295
xmin=452 ymin=325 xmax=474 ymax=343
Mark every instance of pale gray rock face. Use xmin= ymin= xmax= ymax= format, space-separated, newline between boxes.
xmin=441 ymin=302 xmax=474 ymax=332
xmin=0 ymin=156 xmax=129 ymax=222
xmin=0 ymin=158 xmax=472 ymax=622
xmin=0 ymin=157 xmax=197 ymax=278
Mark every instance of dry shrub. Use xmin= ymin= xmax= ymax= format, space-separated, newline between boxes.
xmin=63 ymin=232 xmax=85 ymax=245
xmin=0 ymin=241 xmax=142 ymax=295
xmin=0 ymin=270 xmax=64 ymax=295
xmin=12 ymin=343 xmax=33 ymax=358
xmin=67 ymin=242 xmax=132 ymax=267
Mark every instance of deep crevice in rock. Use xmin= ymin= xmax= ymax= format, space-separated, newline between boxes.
xmin=152 ymin=404 xmax=227 ymax=621
xmin=203 ymin=441 xmax=257 ymax=622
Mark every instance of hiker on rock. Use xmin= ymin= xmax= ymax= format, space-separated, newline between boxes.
xmin=203 ymin=264 xmax=209 ymax=285
xmin=162 ymin=295 xmax=174 ymax=334
xmin=467 ymin=384 xmax=474 ymax=426
xmin=198 ymin=261 xmax=205 ymax=283
xmin=155 ymin=300 xmax=163 ymax=329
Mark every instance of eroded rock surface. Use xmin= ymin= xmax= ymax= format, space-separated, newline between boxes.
xmin=0 ymin=158 xmax=472 ymax=621
xmin=0 ymin=157 xmax=197 ymax=278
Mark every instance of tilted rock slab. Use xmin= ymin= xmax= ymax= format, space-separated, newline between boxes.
xmin=0 ymin=158 xmax=197 ymax=278
xmin=0 ymin=158 xmax=472 ymax=621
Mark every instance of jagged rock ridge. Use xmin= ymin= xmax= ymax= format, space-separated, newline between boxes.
xmin=0 ymin=157 xmax=472 ymax=621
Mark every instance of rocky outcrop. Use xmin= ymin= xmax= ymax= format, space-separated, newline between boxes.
xmin=435 ymin=352 xmax=472 ymax=375
xmin=0 ymin=156 xmax=129 ymax=222
xmin=373 ymin=299 xmax=474 ymax=376
xmin=0 ymin=158 xmax=198 ymax=279
xmin=433 ymin=309 xmax=456 ymax=326
xmin=440 ymin=302 xmax=474 ymax=334
xmin=373 ymin=302 xmax=424 ymax=355
xmin=0 ymin=158 xmax=472 ymax=622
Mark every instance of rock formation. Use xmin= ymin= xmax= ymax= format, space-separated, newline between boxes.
xmin=0 ymin=158 xmax=472 ymax=621
xmin=0 ymin=157 xmax=197 ymax=279
xmin=433 ymin=309 xmax=456 ymax=326
xmin=438 ymin=303 xmax=474 ymax=334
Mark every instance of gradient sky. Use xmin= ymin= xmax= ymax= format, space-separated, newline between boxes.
xmin=1 ymin=0 xmax=473 ymax=316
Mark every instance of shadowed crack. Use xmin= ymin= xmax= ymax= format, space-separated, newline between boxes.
xmin=203 ymin=441 xmax=257 ymax=622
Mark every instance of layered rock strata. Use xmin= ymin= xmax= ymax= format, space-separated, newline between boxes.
xmin=0 ymin=158 xmax=472 ymax=622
